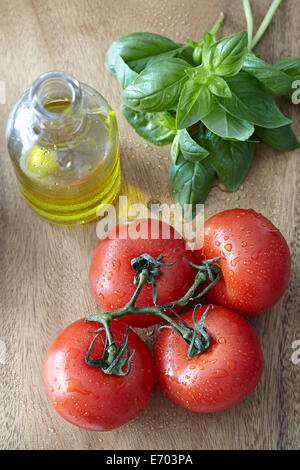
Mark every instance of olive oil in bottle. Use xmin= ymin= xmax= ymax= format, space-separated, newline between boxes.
xmin=6 ymin=71 xmax=120 ymax=225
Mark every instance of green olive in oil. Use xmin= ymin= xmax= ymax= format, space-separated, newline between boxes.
xmin=6 ymin=71 xmax=120 ymax=225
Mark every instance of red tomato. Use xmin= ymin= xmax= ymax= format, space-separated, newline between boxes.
xmin=89 ymin=219 xmax=198 ymax=327
xmin=43 ymin=319 xmax=155 ymax=431
xmin=154 ymin=305 xmax=263 ymax=413
xmin=195 ymin=208 xmax=291 ymax=315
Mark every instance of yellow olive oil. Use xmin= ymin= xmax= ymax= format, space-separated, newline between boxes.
xmin=6 ymin=72 xmax=120 ymax=225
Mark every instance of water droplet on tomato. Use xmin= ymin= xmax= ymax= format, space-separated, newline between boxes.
xmin=241 ymin=241 xmax=247 ymax=247
xmin=251 ymin=251 xmax=259 ymax=261
xmin=218 ymin=337 xmax=226 ymax=344
xmin=212 ymin=369 xmax=229 ymax=378
xmin=228 ymin=360 xmax=236 ymax=370
xmin=114 ymin=290 xmax=125 ymax=298
xmin=66 ymin=378 xmax=91 ymax=395
xmin=224 ymin=243 xmax=232 ymax=252
xmin=243 ymin=260 xmax=251 ymax=265
xmin=230 ymin=257 xmax=240 ymax=267
xmin=215 ymin=240 xmax=220 ymax=247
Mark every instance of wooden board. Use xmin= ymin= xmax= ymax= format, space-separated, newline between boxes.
xmin=0 ymin=0 xmax=299 ymax=450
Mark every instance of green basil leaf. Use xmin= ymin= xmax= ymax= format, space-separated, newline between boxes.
xmin=121 ymin=105 xmax=176 ymax=146
xmin=178 ymin=47 xmax=196 ymax=66
xmin=113 ymin=55 xmax=139 ymax=89
xmin=205 ymin=131 xmax=255 ymax=191
xmin=105 ymin=32 xmax=184 ymax=74
xmin=176 ymin=79 xmax=213 ymax=129
xmin=171 ymin=132 xmax=180 ymax=163
xmin=207 ymin=76 xmax=232 ymax=97
xmin=121 ymin=58 xmax=189 ymax=112
xmin=203 ymin=31 xmax=216 ymax=49
xmin=185 ymin=64 xmax=208 ymax=83
xmin=273 ymin=57 xmax=300 ymax=79
xmin=201 ymin=31 xmax=216 ymax=59
xmin=186 ymin=37 xmax=203 ymax=48
xmin=201 ymin=103 xmax=255 ymax=141
xmin=156 ymin=112 xmax=177 ymax=132
xmin=242 ymin=53 xmax=293 ymax=96
xmin=143 ymin=48 xmax=188 ymax=68
xmin=255 ymin=125 xmax=300 ymax=151
xmin=190 ymin=122 xmax=218 ymax=146
xmin=145 ymin=46 xmax=195 ymax=68
xmin=219 ymin=72 xmax=292 ymax=128
xmin=169 ymin=150 xmax=215 ymax=220
xmin=179 ymin=129 xmax=210 ymax=162
xmin=203 ymin=31 xmax=248 ymax=77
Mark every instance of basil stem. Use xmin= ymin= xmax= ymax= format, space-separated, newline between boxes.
xmin=243 ymin=0 xmax=253 ymax=50
xmin=251 ymin=0 xmax=284 ymax=50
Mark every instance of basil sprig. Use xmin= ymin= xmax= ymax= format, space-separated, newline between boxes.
xmin=121 ymin=57 xmax=190 ymax=112
xmin=105 ymin=3 xmax=299 ymax=219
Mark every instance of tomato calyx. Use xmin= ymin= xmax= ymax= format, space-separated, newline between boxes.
xmin=86 ymin=251 xmax=222 ymax=375
xmin=130 ymin=253 xmax=176 ymax=305
xmin=160 ymin=304 xmax=212 ymax=358
xmin=85 ymin=324 xmax=135 ymax=376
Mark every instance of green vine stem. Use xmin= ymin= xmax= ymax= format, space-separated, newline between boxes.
xmin=86 ymin=252 xmax=222 ymax=375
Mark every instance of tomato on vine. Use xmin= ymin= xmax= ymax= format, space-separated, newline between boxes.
xmin=195 ymin=208 xmax=291 ymax=315
xmin=154 ymin=304 xmax=263 ymax=413
xmin=44 ymin=209 xmax=288 ymax=430
xmin=89 ymin=218 xmax=199 ymax=327
xmin=43 ymin=319 xmax=155 ymax=431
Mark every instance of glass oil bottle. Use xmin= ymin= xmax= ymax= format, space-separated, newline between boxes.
xmin=6 ymin=71 xmax=120 ymax=225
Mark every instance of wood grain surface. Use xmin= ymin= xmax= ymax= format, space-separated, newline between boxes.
xmin=0 ymin=0 xmax=299 ymax=450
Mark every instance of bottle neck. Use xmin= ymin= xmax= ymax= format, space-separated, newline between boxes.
xmin=29 ymin=71 xmax=84 ymax=142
